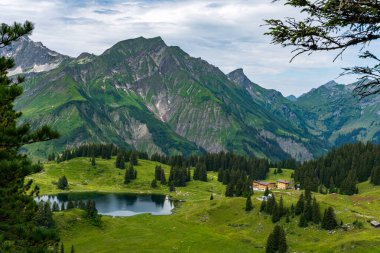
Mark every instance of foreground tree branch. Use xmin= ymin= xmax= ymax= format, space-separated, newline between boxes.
xmin=265 ymin=0 xmax=380 ymax=98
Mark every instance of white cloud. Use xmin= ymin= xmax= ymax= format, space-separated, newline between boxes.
xmin=0 ymin=0 xmax=376 ymax=96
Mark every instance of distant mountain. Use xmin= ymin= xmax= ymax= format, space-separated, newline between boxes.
xmin=286 ymin=95 xmax=297 ymax=102
xmin=4 ymin=36 xmax=327 ymax=160
xmin=0 ymin=36 xmax=69 ymax=75
xmin=295 ymin=80 xmax=380 ymax=145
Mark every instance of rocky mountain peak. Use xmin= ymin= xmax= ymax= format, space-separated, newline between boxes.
xmin=227 ymin=68 xmax=251 ymax=86
xmin=0 ymin=36 xmax=69 ymax=75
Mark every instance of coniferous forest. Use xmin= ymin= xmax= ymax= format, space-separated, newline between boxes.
xmin=295 ymin=142 xmax=380 ymax=195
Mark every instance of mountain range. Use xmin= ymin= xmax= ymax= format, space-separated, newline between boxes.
xmin=3 ymin=36 xmax=379 ymax=161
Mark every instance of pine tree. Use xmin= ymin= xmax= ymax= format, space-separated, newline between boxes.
xmin=124 ymin=164 xmax=137 ymax=184
xmin=266 ymin=194 xmax=276 ymax=214
xmin=34 ymin=202 xmax=55 ymax=228
xmin=266 ymin=225 xmax=287 ymax=253
xmin=329 ymin=176 xmax=336 ymax=193
xmin=53 ymin=201 xmax=60 ymax=212
xmin=57 ymin=175 xmax=69 ymax=190
xmin=278 ymin=196 xmax=285 ymax=217
xmin=271 ymin=203 xmax=280 ymax=223
xmin=160 ymin=169 xmax=167 ymax=185
xmin=155 ymin=165 xmax=162 ymax=180
xmin=187 ymin=167 xmax=191 ymax=182
xmin=322 ymin=207 xmax=338 ymax=230
xmin=130 ymin=152 xmax=138 ymax=165
xmin=210 ymin=194 xmax=214 ymax=200
xmin=0 ymin=21 xmax=60 ymax=252
xmin=115 ymin=151 xmax=125 ymax=169
xmin=285 ymin=213 xmax=290 ymax=223
xmin=151 ymin=179 xmax=158 ymax=188
xmin=61 ymin=243 xmax=65 ymax=253
xmin=303 ymin=198 xmax=312 ymax=222
xmin=169 ymin=181 xmax=175 ymax=192
xmin=295 ymin=194 xmax=304 ymax=215
xmin=312 ymin=197 xmax=321 ymax=224
xmin=225 ymin=183 xmax=234 ymax=197
xmin=340 ymin=170 xmax=358 ymax=195
xmin=245 ymin=195 xmax=253 ymax=211
xmin=266 ymin=232 xmax=276 ymax=253
xmin=371 ymin=166 xmax=380 ymax=185
xmin=67 ymin=200 xmax=74 ymax=210
xmin=278 ymin=226 xmax=288 ymax=253
xmin=91 ymin=156 xmax=96 ymax=166
xmin=298 ymin=213 xmax=308 ymax=227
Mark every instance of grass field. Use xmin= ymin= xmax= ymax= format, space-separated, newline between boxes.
xmin=30 ymin=158 xmax=380 ymax=253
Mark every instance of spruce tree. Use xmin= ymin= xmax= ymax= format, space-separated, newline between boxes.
xmin=61 ymin=243 xmax=65 ymax=253
xmin=303 ymin=198 xmax=313 ymax=222
xmin=312 ymin=197 xmax=321 ymax=224
xmin=271 ymin=203 xmax=280 ymax=223
xmin=245 ymin=195 xmax=253 ymax=211
xmin=57 ymin=175 xmax=69 ymax=190
xmin=298 ymin=213 xmax=308 ymax=227
xmin=0 ymin=21 xmax=60 ymax=252
xmin=151 ymin=179 xmax=158 ymax=188
xmin=278 ymin=196 xmax=285 ymax=217
xmin=130 ymin=152 xmax=138 ymax=165
xmin=160 ymin=169 xmax=167 ymax=185
xmin=278 ymin=226 xmax=288 ymax=253
xmin=339 ymin=170 xmax=358 ymax=195
xmin=53 ymin=201 xmax=60 ymax=212
xmin=115 ymin=151 xmax=125 ymax=169
xmin=322 ymin=207 xmax=338 ymax=230
xmin=61 ymin=202 xmax=65 ymax=211
xmin=266 ymin=225 xmax=287 ymax=253
xmin=266 ymin=232 xmax=276 ymax=253
xmin=67 ymin=200 xmax=74 ymax=210
xmin=295 ymin=194 xmax=304 ymax=215
xmin=71 ymin=245 xmax=74 ymax=253
xmin=371 ymin=166 xmax=380 ymax=185
xmin=169 ymin=181 xmax=175 ymax=192
xmin=91 ymin=156 xmax=96 ymax=166
xmin=210 ymin=194 xmax=214 ymax=200
xmin=225 ymin=183 xmax=234 ymax=197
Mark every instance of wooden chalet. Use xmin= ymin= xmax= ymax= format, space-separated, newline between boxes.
xmin=252 ymin=181 xmax=276 ymax=191
xmin=276 ymin=180 xmax=290 ymax=190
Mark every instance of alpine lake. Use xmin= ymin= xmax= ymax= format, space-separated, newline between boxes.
xmin=35 ymin=192 xmax=176 ymax=217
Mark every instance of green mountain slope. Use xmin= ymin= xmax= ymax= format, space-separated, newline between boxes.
xmin=9 ymin=36 xmax=327 ymax=160
xmin=295 ymin=81 xmax=380 ymax=146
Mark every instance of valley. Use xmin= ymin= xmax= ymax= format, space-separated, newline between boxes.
xmin=30 ymin=157 xmax=380 ymax=253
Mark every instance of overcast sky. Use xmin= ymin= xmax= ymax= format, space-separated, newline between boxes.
xmin=1 ymin=0 xmax=378 ymax=96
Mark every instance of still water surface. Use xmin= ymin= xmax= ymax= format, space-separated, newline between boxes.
xmin=36 ymin=192 xmax=175 ymax=217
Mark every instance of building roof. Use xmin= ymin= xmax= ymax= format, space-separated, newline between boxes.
xmin=277 ymin=180 xmax=290 ymax=184
xmin=253 ymin=181 xmax=275 ymax=186
xmin=371 ymin=220 xmax=380 ymax=226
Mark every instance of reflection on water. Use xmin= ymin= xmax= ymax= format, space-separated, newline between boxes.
xmin=35 ymin=192 xmax=175 ymax=217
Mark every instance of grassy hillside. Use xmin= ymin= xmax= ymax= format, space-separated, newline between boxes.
xmin=30 ymin=158 xmax=380 ymax=253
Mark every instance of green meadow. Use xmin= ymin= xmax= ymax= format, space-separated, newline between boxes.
xmin=30 ymin=158 xmax=380 ymax=253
